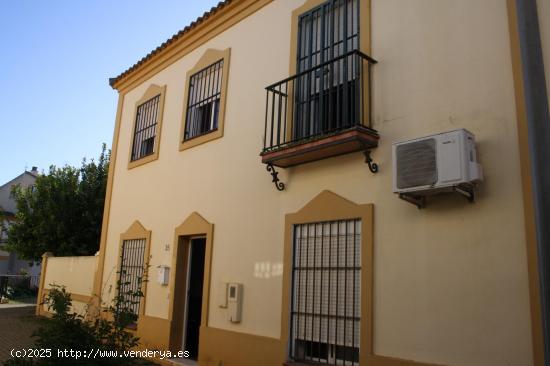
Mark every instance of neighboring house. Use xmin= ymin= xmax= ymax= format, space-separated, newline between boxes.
xmin=0 ymin=167 xmax=40 ymax=276
xmin=38 ymin=1 xmax=550 ymax=365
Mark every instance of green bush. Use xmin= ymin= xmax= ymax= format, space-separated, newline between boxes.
xmin=3 ymin=283 xmax=147 ymax=366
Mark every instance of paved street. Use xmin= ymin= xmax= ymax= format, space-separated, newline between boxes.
xmin=0 ymin=305 xmax=40 ymax=364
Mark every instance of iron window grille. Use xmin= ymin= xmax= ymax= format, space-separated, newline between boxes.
xmin=118 ymin=238 xmax=146 ymax=315
xmin=263 ymin=0 xmax=377 ymax=154
xmin=131 ymin=95 xmax=161 ymax=161
xmin=297 ymin=0 xmax=359 ymax=74
xmin=290 ymin=219 xmax=361 ymax=365
xmin=183 ymin=59 xmax=224 ymax=140
xmin=295 ymin=0 xmax=359 ymax=139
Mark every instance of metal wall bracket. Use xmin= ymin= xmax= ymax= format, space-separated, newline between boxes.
xmin=399 ymin=193 xmax=426 ymax=209
xmin=399 ymin=184 xmax=476 ymax=209
xmin=266 ymin=163 xmax=285 ymax=191
xmin=454 ymin=184 xmax=475 ymax=203
xmin=363 ymin=150 xmax=379 ymax=174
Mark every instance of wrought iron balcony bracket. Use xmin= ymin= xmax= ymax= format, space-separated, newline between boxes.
xmin=363 ymin=150 xmax=379 ymax=174
xmin=266 ymin=163 xmax=285 ymax=191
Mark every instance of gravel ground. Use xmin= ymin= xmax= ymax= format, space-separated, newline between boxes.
xmin=0 ymin=305 xmax=42 ymax=364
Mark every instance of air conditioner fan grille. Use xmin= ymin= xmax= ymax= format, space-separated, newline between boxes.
xmin=396 ymin=139 xmax=437 ymax=189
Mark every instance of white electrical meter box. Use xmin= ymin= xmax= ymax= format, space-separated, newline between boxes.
xmin=156 ymin=265 xmax=170 ymax=286
xmin=228 ymin=283 xmax=243 ymax=323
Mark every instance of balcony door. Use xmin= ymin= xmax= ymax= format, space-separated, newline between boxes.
xmin=294 ymin=0 xmax=360 ymax=140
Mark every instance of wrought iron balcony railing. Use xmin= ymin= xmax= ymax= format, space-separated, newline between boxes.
xmin=261 ymin=50 xmax=379 ymax=172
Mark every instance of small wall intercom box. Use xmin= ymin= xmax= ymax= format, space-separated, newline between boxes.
xmin=156 ymin=265 xmax=170 ymax=286
xmin=228 ymin=283 xmax=243 ymax=323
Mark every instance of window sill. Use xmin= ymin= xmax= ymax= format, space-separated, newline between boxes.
xmin=179 ymin=128 xmax=223 ymax=151
xmin=183 ymin=128 xmax=219 ymax=142
xmin=127 ymin=151 xmax=159 ymax=170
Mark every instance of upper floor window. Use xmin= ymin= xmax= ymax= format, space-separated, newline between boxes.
xmin=184 ymin=59 xmax=223 ymax=140
xmin=297 ymin=0 xmax=359 ymax=73
xmin=260 ymin=0 xmax=378 ymax=171
xmin=180 ymin=48 xmax=231 ymax=151
xmin=295 ymin=0 xmax=360 ymax=139
xmin=131 ymin=95 xmax=160 ymax=161
xmin=128 ymin=84 xmax=166 ymax=169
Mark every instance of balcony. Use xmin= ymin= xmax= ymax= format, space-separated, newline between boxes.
xmin=261 ymin=50 xmax=379 ymax=169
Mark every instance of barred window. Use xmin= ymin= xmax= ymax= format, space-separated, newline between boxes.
xmin=119 ymin=238 xmax=146 ymax=315
xmin=291 ymin=219 xmax=361 ymax=365
xmin=295 ymin=0 xmax=360 ymax=139
xmin=183 ymin=59 xmax=224 ymax=140
xmin=131 ymin=95 xmax=160 ymax=161
xmin=297 ymin=0 xmax=359 ymax=72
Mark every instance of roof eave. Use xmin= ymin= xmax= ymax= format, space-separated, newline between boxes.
xmin=108 ymin=0 xmax=233 ymax=91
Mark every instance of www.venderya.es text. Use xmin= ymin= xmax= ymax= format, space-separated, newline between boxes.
xmin=10 ymin=348 xmax=189 ymax=360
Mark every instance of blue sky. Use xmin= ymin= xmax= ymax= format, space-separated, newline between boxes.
xmin=0 ymin=0 xmax=220 ymax=184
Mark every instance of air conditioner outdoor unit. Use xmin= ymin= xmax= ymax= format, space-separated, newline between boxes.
xmin=392 ymin=129 xmax=483 ymax=207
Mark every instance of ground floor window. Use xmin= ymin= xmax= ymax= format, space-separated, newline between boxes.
xmin=119 ymin=238 xmax=146 ymax=315
xmin=290 ymin=219 xmax=361 ymax=365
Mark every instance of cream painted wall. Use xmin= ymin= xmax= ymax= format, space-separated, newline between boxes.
xmin=102 ymin=0 xmax=533 ymax=365
xmin=40 ymin=300 xmax=89 ymax=317
xmin=538 ymin=0 xmax=550 ymax=109
xmin=44 ymin=256 xmax=98 ymax=296
xmin=42 ymin=256 xmax=97 ymax=319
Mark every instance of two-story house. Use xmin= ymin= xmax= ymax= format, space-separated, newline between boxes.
xmin=0 ymin=167 xmax=40 ymax=276
xmin=37 ymin=0 xmax=550 ymax=365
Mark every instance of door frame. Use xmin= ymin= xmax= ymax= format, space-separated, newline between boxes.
xmin=168 ymin=212 xmax=214 ymax=354
xmin=181 ymin=235 xmax=206 ymax=354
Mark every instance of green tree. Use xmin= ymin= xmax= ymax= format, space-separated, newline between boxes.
xmin=3 ymin=283 xmax=144 ymax=366
xmin=6 ymin=144 xmax=109 ymax=261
